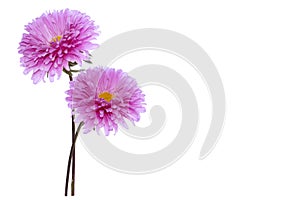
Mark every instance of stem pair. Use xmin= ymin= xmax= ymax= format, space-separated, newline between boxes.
xmin=64 ymin=64 xmax=83 ymax=196
xmin=64 ymin=121 xmax=84 ymax=196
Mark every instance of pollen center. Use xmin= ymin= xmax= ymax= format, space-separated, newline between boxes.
xmin=98 ymin=92 xmax=114 ymax=102
xmin=51 ymin=35 xmax=62 ymax=42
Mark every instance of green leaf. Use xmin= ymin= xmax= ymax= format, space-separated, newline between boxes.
xmin=83 ymin=60 xmax=93 ymax=64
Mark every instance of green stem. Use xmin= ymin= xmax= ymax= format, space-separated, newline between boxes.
xmin=67 ymin=71 xmax=76 ymax=196
xmin=63 ymin=63 xmax=86 ymax=196
xmin=71 ymin=114 xmax=75 ymax=196
xmin=63 ymin=68 xmax=73 ymax=78
xmin=64 ymin=122 xmax=84 ymax=196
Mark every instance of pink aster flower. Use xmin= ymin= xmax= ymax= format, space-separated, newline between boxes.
xmin=18 ymin=9 xmax=99 ymax=84
xmin=66 ymin=67 xmax=146 ymax=135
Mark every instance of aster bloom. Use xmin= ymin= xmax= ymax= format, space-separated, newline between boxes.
xmin=66 ymin=67 xmax=146 ymax=135
xmin=18 ymin=9 xmax=99 ymax=84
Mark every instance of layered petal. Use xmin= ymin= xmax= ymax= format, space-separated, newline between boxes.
xmin=19 ymin=9 xmax=99 ymax=84
xmin=66 ymin=67 xmax=146 ymax=135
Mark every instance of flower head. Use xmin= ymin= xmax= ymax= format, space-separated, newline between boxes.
xmin=66 ymin=67 xmax=146 ymax=135
xmin=18 ymin=9 xmax=99 ymax=84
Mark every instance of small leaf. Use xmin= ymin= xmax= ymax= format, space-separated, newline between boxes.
xmin=83 ymin=60 xmax=93 ymax=64
xmin=68 ymin=61 xmax=77 ymax=67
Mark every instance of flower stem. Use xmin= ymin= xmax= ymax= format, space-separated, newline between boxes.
xmin=63 ymin=63 xmax=86 ymax=196
xmin=67 ymin=71 xmax=76 ymax=196
xmin=63 ymin=68 xmax=77 ymax=196
xmin=63 ymin=68 xmax=73 ymax=77
xmin=64 ymin=122 xmax=84 ymax=196
xmin=71 ymin=114 xmax=76 ymax=196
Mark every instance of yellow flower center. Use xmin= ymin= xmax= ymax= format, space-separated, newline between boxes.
xmin=98 ymin=92 xmax=114 ymax=102
xmin=51 ymin=35 xmax=62 ymax=42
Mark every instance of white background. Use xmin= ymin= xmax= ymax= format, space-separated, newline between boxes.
xmin=1 ymin=0 xmax=300 ymax=199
